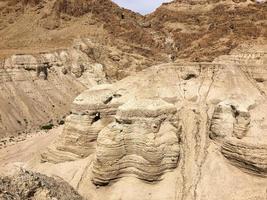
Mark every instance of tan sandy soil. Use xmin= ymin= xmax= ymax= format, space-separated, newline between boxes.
xmin=0 ymin=126 xmax=61 ymax=175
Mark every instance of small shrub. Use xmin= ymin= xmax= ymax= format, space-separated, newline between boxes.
xmin=40 ymin=123 xmax=54 ymax=130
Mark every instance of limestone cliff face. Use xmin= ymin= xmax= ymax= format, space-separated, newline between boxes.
xmin=38 ymin=47 xmax=267 ymax=199
xmin=92 ymin=99 xmax=180 ymax=185
xmin=0 ymin=39 xmax=109 ymax=138
xmin=221 ymin=139 xmax=267 ymax=176
xmin=0 ymin=0 xmax=267 ymax=199
xmin=41 ymin=85 xmax=119 ymax=163
xmin=210 ymin=102 xmax=251 ymax=140
xmin=0 ymin=38 xmax=153 ymax=139
xmin=0 ymin=54 xmax=85 ymax=138
xmin=0 ymin=0 xmax=266 ymax=138
xmin=210 ymin=100 xmax=267 ymax=177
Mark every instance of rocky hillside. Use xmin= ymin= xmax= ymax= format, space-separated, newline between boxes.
xmin=0 ymin=0 xmax=165 ymax=62
xmin=0 ymin=0 xmax=266 ymax=137
xmin=0 ymin=0 xmax=266 ymax=199
xmin=32 ymin=46 xmax=267 ymax=200
xmin=0 ymin=0 xmax=159 ymax=138
xmin=148 ymin=0 xmax=267 ymax=61
xmin=0 ymin=37 xmax=155 ymax=138
xmin=0 ymin=0 xmax=266 ymax=61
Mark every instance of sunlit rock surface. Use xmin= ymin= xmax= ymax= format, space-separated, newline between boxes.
xmin=92 ymin=99 xmax=180 ymax=185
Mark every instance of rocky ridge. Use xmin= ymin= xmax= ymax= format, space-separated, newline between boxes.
xmin=37 ymin=46 xmax=267 ymax=198
xmin=0 ymin=0 xmax=266 ymax=138
xmin=0 ymin=0 xmax=266 ymax=200
xmin=0 ymin=47 xmax=266 ymax=200
xmin=148 ymin=0 xmax=267 ymax=61
xmin=0 ymin=37 xmax=153 ymax=138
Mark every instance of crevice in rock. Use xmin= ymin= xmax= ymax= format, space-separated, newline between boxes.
xmin=183 ymin=73 xmax=197 ymax=81
xmin=91 ymin=112 xmax=101 ymax=125
xmin=103 ymin=96 xmax=113 ymax=104
xmin=230 ymin=105 xmax=240 ymax=118
xmin=113 ymin=93 xmax=122 ymax=98
xmin=255 ymin=78 xmax=265 ymax=83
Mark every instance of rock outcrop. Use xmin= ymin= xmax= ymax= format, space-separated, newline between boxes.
xmin=0 ymin=38 xmax=114 ymax=138
xmin=221 ymin=139 xmax=267 ymax=177
xmin=40 ymin=47 xmax=267 ymax=189
xmin=1 ymin=0 xmax=266 ymax=140
xmin=148 ymin=0 xmax=267 ymax=61
xmin=41 ymin=85 xmax=121 ymax=163
xmin=208 ymin=48 xmax=267 ymax=178
xmin=0 ymin=46 xmax=266 ymax=200
xmin=92 ymin=99 xmax=180 ymax=185
xmin=0 ymin=170 xmax=84 ymax=200
xmin=1 ymin=0 xmax=266 ymax=63
xmin=0 ymin=53 xmax=86 ymax=138
xmin=210 ymin=101 xmax=251 ymax=140
xmin=210 ymin=100 xmax=267 ymax=177
xmin=0 ymin=0 xmax=267 ymax=199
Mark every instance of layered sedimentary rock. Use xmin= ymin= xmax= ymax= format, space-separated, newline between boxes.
xmin=221 ymin=139 xmax=267 ymax=176
xmin=33 ymin=46 xmax=267 ymax=199
xmin=210 ymin=100 xmax=267 ymax=177
xmin=40 ymin=62 xmax=213 ymax=164
xmin=0 ymin=54 xmax=86 ymax=138
xmin=1 ymin=0 xmax=266 ymax=140
xmin=214 ymin=46 xmax=267 ymax=96
xmin=41 ymin=85 xmax=122 ymax=163
xmin=0 ymin=38 xmax=109 ymax=138
xmin=210 ymin=101 xmax=251 ymax=140
xmin=209 ymin=48 xmax=267 ymax=177
xmin=0 ymin=0 xmax=267 ymax=198
xmin=92 ymin=99 xmax=180 ymax=185
xmin=0 ymin=36 xmax=158 ymax=138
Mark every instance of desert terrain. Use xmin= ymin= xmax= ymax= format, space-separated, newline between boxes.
xmin=0 ymin=0 xmax=267 ymax=200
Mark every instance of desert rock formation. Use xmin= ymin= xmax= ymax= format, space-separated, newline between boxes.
xmin=0 ymin=0 xmax=267 ymax=200
xmin=92 ymin=98 xmax=180 ymax=185
xmin=32 ymin=45 xmax=267 ymax=200
xmin=210 ymin=100 xmax=267 ymax=177
xmin=0 ymin=0 xmax=266 ymax=138
xmin=0 ymin=38 xmax=109 ymax=138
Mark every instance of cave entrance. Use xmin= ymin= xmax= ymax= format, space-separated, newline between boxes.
xmin=91 ymin=112 xmax=101 ymax=125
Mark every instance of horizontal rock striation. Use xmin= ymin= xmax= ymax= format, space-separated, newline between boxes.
xmin=0 ymin=39 xmax=108 ymax=138
xmin=41 ymin=85 xmax=123 ymax=163
xmin=214 ymin=47 xmax=267 ymax=95
xmin=221 ymin=139 xmax=267 ymax=177
xmin=210 ymin=100 xmax=267 ymax=176
xmin=208 ymin=49 xmax=267 ymax=177
xmin=214 ymin=51 xmax=267 ymax=66
xmin=92 ymin=99 xmax=180 ymax=185
xmin=0 ymin=55 xmax=86 ymax=138
xmin=41 ymin=50 xmax=267 ymax=186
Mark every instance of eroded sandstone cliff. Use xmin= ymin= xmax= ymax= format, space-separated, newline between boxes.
xmin=0 ymin=0 xmax=266 ymax=138
xmin=27 ymin=46 xmax=266 ymax=200
xmin=0 ymin=0 xmax=267 ymax=200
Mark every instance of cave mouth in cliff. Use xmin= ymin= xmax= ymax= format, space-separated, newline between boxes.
xmin=111 ymin=0 xmax=173 ymax=15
